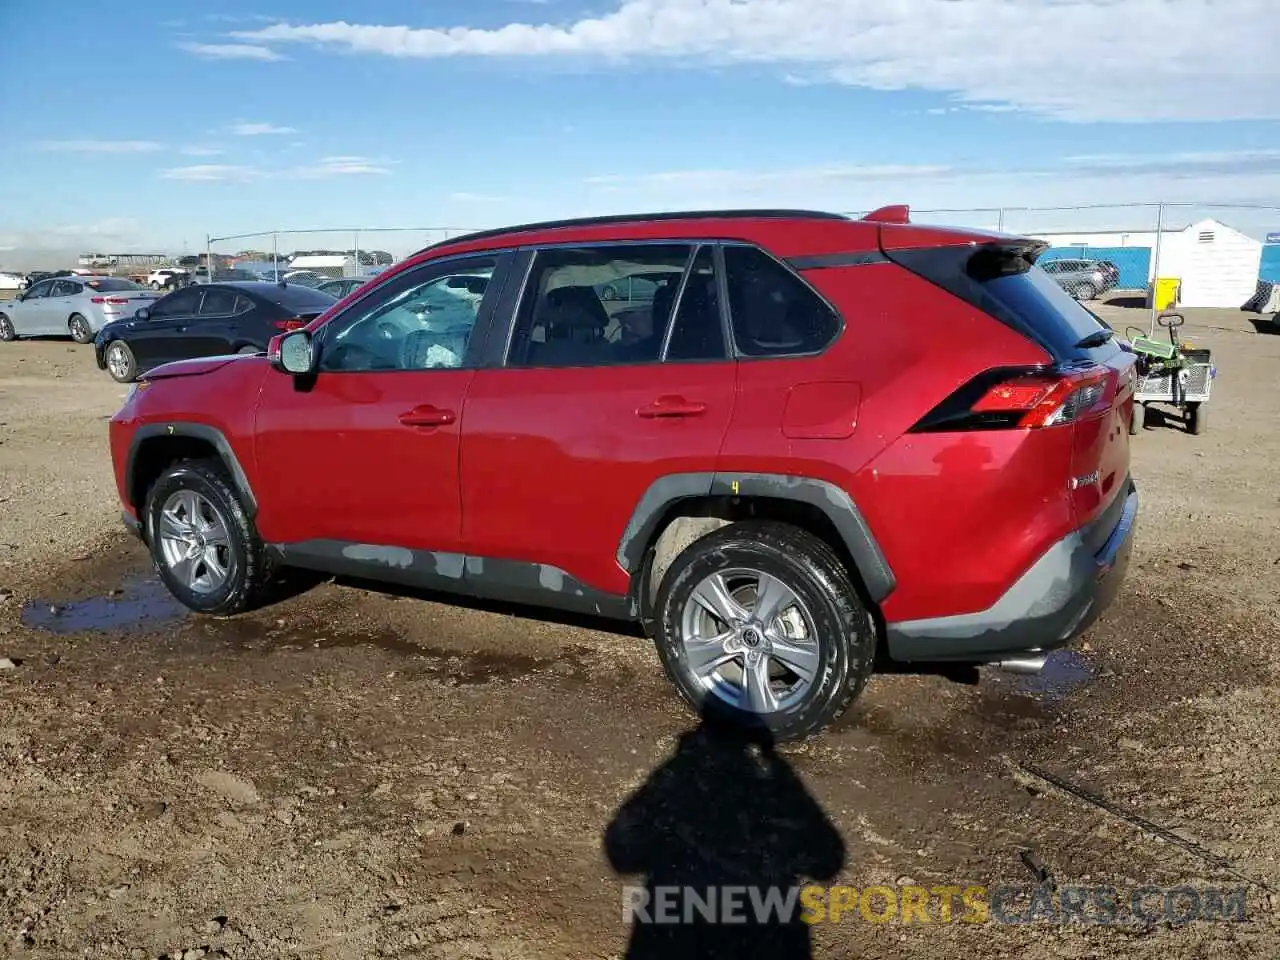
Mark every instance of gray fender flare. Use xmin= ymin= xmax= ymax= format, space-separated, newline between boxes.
xmin=615 ymin=471 xmax=895 ymax=604
xmin=125 ymin=422 xmax=258 ymax=515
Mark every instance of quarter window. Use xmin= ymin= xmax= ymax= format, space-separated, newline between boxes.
xmin=723 ymin=245 xmax=840 ymax=357
xmin=318 ymin=257 xmax=498 ymax=372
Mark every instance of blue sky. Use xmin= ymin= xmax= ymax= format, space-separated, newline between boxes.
xmin=1 ymin=0 xmax=1278 ymax=263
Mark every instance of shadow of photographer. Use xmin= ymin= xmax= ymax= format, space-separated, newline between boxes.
xmin=604 ymin=707 xmax=846 ymax=959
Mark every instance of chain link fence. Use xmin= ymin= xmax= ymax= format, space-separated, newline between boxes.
xmin=205 ymin=227 xmax=479 ymax=281
xmin=844 ymin=202 xmax=1280 ymax=317
xmin=204 ymin=203 xmax=1280 ymax=312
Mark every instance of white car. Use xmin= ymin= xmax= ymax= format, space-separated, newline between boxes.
xmin=0 ymin=272 xmax=24 ymax=290
xmin=145 ymin=268 xmax=189 ymax=289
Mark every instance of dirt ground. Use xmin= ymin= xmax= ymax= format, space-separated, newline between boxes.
xmin=1 ymin=304 xmax=1278 ymax=959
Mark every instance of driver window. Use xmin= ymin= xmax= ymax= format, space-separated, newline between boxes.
xmin=24 ymin=280 xmax=54 ymax=299
xmin=319 ymin=257 xmax=497 ymax=373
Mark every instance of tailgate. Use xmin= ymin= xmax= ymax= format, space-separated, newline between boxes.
xmin=1070 ymin=349 xmax=1137 ymax=537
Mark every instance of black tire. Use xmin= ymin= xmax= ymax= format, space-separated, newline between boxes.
xmin=144 ymin=458 xmax=274 ymax=616
xmin=104 ymin=340 xmax=137 ymax=382
xmin=1187 ymin=402 xmax=1207 ymax=436
xmin=0 ymin=313 xmax=14 ymax=342
xmin=68 ymin=313 xmax=93 ymax=344
xmin=652 ymin=520 xmax=875 ymax=742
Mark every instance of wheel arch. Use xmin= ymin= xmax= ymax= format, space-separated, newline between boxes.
xmin=618 ymin=472 xmax=896 ymax=624
xmin=126 ymin=423 xmax=258 ymax=520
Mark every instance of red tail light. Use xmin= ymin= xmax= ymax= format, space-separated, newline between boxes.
xmin=912 ymin=365 xmax=1115 ymax=432
xmin=274 ymin=318 xmax=306 ymax=331
xmin=91 ymin=296 xmax=130 ymax=305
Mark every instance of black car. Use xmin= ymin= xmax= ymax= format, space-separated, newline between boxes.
xmin=93 ymin=281 xmax=338 ymax=383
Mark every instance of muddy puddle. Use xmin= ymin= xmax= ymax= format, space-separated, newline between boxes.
xmin=21 ymin=573 xmax=187 ymax=633
xmin=1002 ymin=649 xmax=1098 ymax=700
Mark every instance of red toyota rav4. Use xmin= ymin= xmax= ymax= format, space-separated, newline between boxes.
xmin=108 ymin=207 xmax=1139 ymax=740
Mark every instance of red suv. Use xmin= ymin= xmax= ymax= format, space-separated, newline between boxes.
xmin=108 ymin=207 xmax=1139 ymax=740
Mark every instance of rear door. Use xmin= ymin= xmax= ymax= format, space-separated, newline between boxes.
xmin=459 ymin=241 xmax=738 ymax=600
xmin=187 ymin=286 xmax=244 ymax=356
xmin=48 ymin=280 xmax=80 ymax=334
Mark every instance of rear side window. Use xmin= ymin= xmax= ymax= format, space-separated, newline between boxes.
xmin=723 ymin=245 xmax=840 ymax=357
xmin=198 ymin=288 xmax=239 ymax=315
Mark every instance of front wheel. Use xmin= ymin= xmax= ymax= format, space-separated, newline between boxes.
xmin=145 ymin=459 xmax=273 ymax=615
xmin=104 ymin=340 xmax=137 ymax=382
xmin=1074 ymin=282 xmax=1097 ymax=301
xmin=68 ymin=313 xmax=93 ymax=344
xmin=0 ymin=313 xmax=14 ymax=342
xmin=652 ymin=520 xmax=875 ymax=742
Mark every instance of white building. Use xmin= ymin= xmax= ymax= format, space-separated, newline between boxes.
xmin=1029 ymin=218 xmax=1263 ymax=309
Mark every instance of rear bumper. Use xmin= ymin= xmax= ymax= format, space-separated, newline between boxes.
xmin=885 ymin=479 xmax=1138 ymax=662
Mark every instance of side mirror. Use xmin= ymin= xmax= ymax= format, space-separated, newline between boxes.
xmin=271 ymin=330 xmax=316 ymax=374
xmin=135 ymin=307 xmax=150 ymax=321
xmin=1157 ymin=313 xmax=1185 ymax=329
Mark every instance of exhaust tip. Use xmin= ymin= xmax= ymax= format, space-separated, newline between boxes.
xmin=995 ymin=656 xmax=1048 ymax=675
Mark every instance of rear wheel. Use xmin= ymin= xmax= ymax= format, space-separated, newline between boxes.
xmin=145 ymin=459 xmax=273 ymax=615
xmin=1187 ymin=402 xmax=1207 ymax=435
xmin=1074 ymin=282 xmax=1097 ymax=301
xmin=236 ymin=345 xmax=260 ymax=355
xmin=105 ymin=340 xmax=137 ymax=382
xmin=0 ymin=313 xmax=14 ymax=342
xmin=68 ymin=314 xmax=93 ymax=344
xmin=652 ymin=520 xmax=875 ymax=741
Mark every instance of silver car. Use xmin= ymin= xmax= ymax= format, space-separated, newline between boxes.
xmin=0 ymin=276 xmax=159 ymax=344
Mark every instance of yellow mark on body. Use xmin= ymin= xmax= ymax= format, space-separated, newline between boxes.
xmin=730 ymin=480 xmax=740 ymax=495
xmin=167 ymin=425 xmax=174 ymax=434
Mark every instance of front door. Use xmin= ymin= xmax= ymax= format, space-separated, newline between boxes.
xmin=251 ymin=252 xmax=516 ymax=576
xmin=9 ymin=279 xmax=57 ymax=336
xmin=131 ymin=286 xmax=204 ymax=369
xmin=461 ymin=242 xmax=739 ymax=599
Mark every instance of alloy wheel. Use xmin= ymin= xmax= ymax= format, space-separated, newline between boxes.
xmin=678 ymin=567 xmax=821 ymax=715
xmin=107 ymin=343 xmax=131 ymax=380
xmin=157 ymin=490 xmax=232 ymax=595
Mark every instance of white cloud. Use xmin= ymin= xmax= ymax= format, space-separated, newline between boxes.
xmin=449 ymin=191 xmax=507 ymax=202
xmin=157 ymin=156 xmax=391 ymax=182
xmin=584 ymin=164 xmax=953 ymax=190
xmin=33 ymin=140 xmax=164 ymax=154
xmin=233 ymin=0 xmax=1277 ymax=123
xmin=289 ymin=156 xmax=392 ymax=178
xmin=179 ymin=41 xmax=285 ymax=61
xmin=180 ymin=145 xmax=225 ymax=157
xmin=159 ymin=164 xmax=261 ymax=182
xmin=228 ymin=121 xmax=298 ymax=136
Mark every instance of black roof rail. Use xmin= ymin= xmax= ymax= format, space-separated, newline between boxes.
xmin=409 ymin=208 xmax=852 ymax=257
